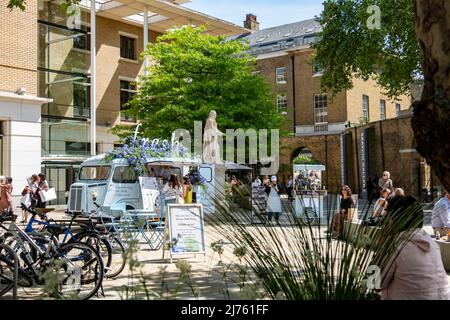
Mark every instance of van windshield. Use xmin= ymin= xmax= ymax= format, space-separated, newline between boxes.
xmin=146 ymin=165 xmax=181 ymax=184
xmin=79 ymin=166 xmax=111 ymax=181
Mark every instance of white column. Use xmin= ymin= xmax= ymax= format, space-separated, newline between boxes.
xmin=90 ymin=0 xmax=97 ymax=156
xmin=143 ymin=5 xmax=149 ymax=75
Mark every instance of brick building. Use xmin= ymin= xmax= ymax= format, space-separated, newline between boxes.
xmin=238 ymin=16 xmax=421 ymax=195
xmin=1 ymin=0 xmax=246 ymax=204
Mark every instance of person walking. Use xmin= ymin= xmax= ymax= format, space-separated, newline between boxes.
xmin=252 ymin=176 xmax=262 ymax=187
xmin=266 ymin=176 xmax=282 ymax=223
xmin=365 ymin=176 xmax=376 ymax=205
xmin=0 ymin=177 xmax=14 ymax=214
xmin=287 ymin=176 xmax=294 ymax=202
xmin=35 ymin=173 xmax=49 ymax=208
xmin=431 ymin=190 xmax=450 ymax=237
xmin=380 ymin=196 xmax=450 ymax=300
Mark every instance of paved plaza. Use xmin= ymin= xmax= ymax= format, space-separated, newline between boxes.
xmin=1 ymin=195 xmax=446 ymax=300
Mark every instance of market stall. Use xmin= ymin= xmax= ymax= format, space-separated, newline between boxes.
xmin=293 ymin=164 xmax=327 ymax=224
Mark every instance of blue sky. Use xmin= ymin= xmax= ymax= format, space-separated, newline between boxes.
xmin=183 ymin=0 xmax=324 ymax=29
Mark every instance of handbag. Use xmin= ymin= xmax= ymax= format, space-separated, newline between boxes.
xmin=20 ymin=193 xmax=32 ymax=207
xmin=38 ymin=188 xmax=57 ymax=202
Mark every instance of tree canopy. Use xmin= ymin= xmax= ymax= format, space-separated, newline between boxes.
xmin=112 ymin=26 xmax=283 ymax=140
xmin=313 ymin=0 xmax=423 ymax=98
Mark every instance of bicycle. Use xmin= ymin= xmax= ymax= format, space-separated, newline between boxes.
xmin=21 ymin=205 xmax=125 ymax=279
xmin=0 ymin=211 xmax=104 ymax=300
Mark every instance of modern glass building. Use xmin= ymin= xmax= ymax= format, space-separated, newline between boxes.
xmin=31 ymin=0 xmax=246 ymax=205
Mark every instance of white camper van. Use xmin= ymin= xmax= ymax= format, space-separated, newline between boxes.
xmin=66 ymin=154 xmax=215 ymax=216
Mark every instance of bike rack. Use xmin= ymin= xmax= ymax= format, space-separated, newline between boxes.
xmin=0 ymin=243 xmax=19 ymax=300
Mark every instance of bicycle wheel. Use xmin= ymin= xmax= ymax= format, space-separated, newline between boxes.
xmin=49 ymin=241 xmax=104 ymax=300
xmin=0 ymin=255 xmax=33 ymax=296
xmin=105 ymin=235 xmax=126 ymax=279
xmin=301 ymin=208 xmax=319 ymax=226
xmin=73 ymin=233 xmax=112 ymax=276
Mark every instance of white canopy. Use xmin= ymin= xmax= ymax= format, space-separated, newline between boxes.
xmin=293 ymin=164 xmax=326 ymax=172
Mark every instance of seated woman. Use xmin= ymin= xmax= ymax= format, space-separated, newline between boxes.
xmin=331 ymin=185 xmax=354 ymax=239
xmin=380 ymin=196 xmax=450 ymax=299
xmin=373 ymin=188 xmax=391 ymax=218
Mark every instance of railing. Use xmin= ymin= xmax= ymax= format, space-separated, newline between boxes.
xmin=314 ymin=123 xmax=329 ymax=132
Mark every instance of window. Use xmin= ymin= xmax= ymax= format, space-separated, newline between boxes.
xmin=395 ymin=103 xmax=401 ymax=117
xmin=66 ymin=141 xmax=91 ymax=156
xmin=379 ymin=99 xmax=386 ymax=120
xmin=73 ymin=26 xmax=90 ymax=51
xmin=314 ymin=94 xmax=328 ymax=132
xmin=120 ymin=80 xmax=136 ymax=121
xmin=78 ymin=166 xmax=111 ymax=180
xmin=277 ymin=94 xmax=288 ymax=114
xmin=120 ymin=35 xmax=136 ymax=60
xmin=73 ymin=81 xmax=90 ymax=118
xmin=112 ymin=166 xmax=137 ymax=183
xmin=312 ymin=61 xmax=323 ymax=76
xmin=362 ymin=95 xmax=370 ymax=123
xmin=276 ymin=67 xmax=287 ymax=84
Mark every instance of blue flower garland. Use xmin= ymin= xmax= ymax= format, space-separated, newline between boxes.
xmin=105 ymin=136 xmax=188 ymax=175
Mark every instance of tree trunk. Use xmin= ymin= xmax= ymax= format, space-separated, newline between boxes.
xmin=412 ymin=0 xmax=450 ymax=192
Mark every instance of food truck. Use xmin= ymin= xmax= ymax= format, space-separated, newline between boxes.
xmin=66 ymin=153 xmax=216 ymax=216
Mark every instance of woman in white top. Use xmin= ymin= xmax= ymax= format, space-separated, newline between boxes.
xmin=373 ymin=188 xmax=391 ymax=218
xmin=163 ymin=174 xmax=182 ymax=203
xmin=161 ymin=174 xmax=182 ymax=221
xmin=266 ymin=176 xmax=282 ymax=223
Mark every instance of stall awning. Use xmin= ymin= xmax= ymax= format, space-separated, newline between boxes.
xmin=224 ymin=161 xmax=252 ymax=170
xmin=293 ymin=164 xmax=326 ymax=171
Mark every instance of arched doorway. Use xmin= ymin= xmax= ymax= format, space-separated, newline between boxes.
xmin=291 ymin=147 xmax=318 ymax=165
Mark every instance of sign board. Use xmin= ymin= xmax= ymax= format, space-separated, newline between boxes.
xmin=340 ymin=134 xmax=346 ymax=185
xmin=166 ymin=204 xmax=206 ymax=257
xmin=139 ymin=177 xmax=160 ymax=212
xmin=360 ymin=130 xmax=369 ymax=197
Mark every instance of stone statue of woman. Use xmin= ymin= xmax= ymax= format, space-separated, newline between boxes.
xmin=203 ymin=110 xmax=223 ymax=164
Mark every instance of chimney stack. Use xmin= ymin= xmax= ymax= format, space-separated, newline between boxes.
xmin=244 ymin=13 xmax=259 ymax=31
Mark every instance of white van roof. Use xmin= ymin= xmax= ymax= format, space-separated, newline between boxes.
xmin=81 ymin=154 xmax=202 ymax=167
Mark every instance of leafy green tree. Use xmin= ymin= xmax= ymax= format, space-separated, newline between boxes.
xmin=313 ymin=0 xmax=450 ymax=191
xmin=112 ymin=26 xmax=283 ymax=140
xmin=313 ymin=0 xmax=421 ymax=98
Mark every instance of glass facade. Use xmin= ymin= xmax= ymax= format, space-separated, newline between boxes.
xmin=38 ymin=2 xmax=91 ymax=205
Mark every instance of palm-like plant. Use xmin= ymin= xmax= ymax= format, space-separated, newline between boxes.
xmin=205 ymin=185 xmax=424 ymax=300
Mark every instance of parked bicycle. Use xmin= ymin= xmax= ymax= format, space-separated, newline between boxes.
xmin=0 ymin=210 xmax=104 ymax=300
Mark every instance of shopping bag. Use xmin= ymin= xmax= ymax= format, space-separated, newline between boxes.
xmin=20 ymin=193 xmax=32 ymax=206
xmin=39 ymin=188 xmax=57 ymax=202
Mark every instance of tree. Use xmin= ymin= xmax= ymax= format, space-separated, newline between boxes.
xmin=112 ymin=26 xmax=283 ymax=140
xmin=7 ymin=0 xmax=78 ymax=11
xmin=313 ymin=0 xmax=450 ymax=192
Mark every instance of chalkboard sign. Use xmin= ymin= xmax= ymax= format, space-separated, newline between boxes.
xmin=166 ymin=204 xmax=206 ymax=259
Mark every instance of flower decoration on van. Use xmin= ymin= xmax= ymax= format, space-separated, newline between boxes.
xmin=186 ymin=167 xmax=208 ymax=189
xmin=105 ymin=136 xmax=189 ymax=175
